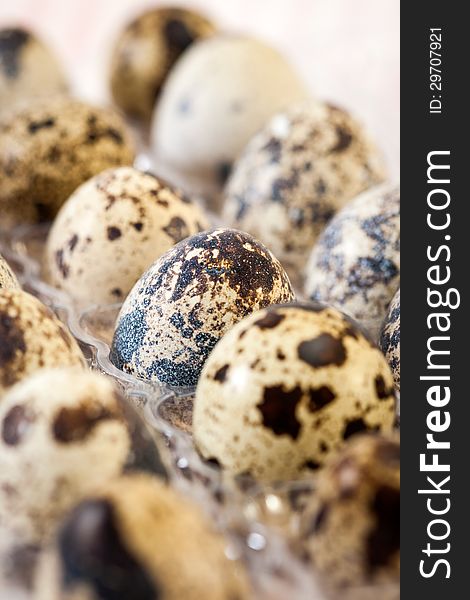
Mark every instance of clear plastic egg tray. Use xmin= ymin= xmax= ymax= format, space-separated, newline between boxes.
xmin=0 ymin=224 xmax=399 ymax=600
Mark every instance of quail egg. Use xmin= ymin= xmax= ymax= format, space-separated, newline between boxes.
xmin=0 ymin=97 xmax=135 ymax=229
xmin=305 ymin=184 xmax=400 ymax=340
xmin=193 ymin=302 xmax=396 ymax=481
xmin=45 ymin=166 xmax=209 ymax=307
xmin=0 ymin=368 xmax=167 ymax=545
xmin=35 ymin=474 xmax=249 ymax=600
xmin=110 ymin=7 xmax=216 ymax=123
xmin=151 ymin=35 xmax=308 ymax=210
xmin=0 ymin=27 xmax=67 ymax=118
xmin=0 ymin=289 xmax=85 ymax=395
xmin=299 ymin=434 xmax=400 ymax=591
xmin=380 ymin=289 xmax=400 ymax=391
xmin=0 ymin=253 xmax=19 ymax=290
xmin=111 ymin=228 xmax=294 ymax=386
xmin=223 ymin=100 xmax=386 ymax=284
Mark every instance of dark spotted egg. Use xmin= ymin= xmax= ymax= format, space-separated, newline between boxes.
xmin=380 ymin=288 xmax=400 ymax=391
xmin=223 ymin=100 xmax=386 ymax=285
xmin=299 ymin=434 xmax=400 ymax=589
xmin=193 ymin=302 xmax=396 ymax=481
xmin=0 ymin=97 xmax=135 ymax=229
xmin=0 ymin=289 xmax=85 ymax=395
xmin=305 ymin=184 xmax=400 ymax=340
xmin=45 ymin=166 xmax=209 ymax=307
xmin=0 ymin=253 xmax=19 ymax=290
xmin=111 ymin=228 xmax=294 ymax=386
xmin=36 ymin=474 xmax=249 ymax=600
xmin=0 ymin=368 xmax=167 ymax=545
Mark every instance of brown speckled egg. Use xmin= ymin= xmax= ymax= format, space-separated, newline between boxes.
xmin=193 ymin=302 xmax=396 ymax=481
xmin=0 ymin=97 xmax=135 ymax=229
xmin=45 ymin=166 xmax=209 ymax=307
xmin=151 ymin=35 xmax=308 ymax=211
xmin=305 ymin=184 xmax=400 ymax=340
xmin=380 ymin=289 xmax=400 ymax=392
xmin=0 ymin=253 xmax=19 ymax=290
xmin=0 ymin=27 xmax=67 ymax=118
xmin=111 ymin=228 xmax=294 ymax=387
xmin=299 ymin=434 xmax=400 ymax=590
xmin=223 ymin=100 xmax=386 ymax=284
xmin=0 ymin=289 xmax=85 ymax=395
xmin=110 ymin=7 xmax=216 ymax=123
xmin=0 ymin=369 xmax=167 ymax=545
xmin=36 ymin=474 xmax=249 ymax=600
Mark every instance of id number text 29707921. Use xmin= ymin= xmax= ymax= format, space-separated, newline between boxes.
xmin=429 ymin=28 xmax=442 ymax=114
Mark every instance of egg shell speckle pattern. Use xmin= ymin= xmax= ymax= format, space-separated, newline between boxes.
xmin=110 ymin=7 xmax=216 ymax=122
xmin=0 ymin=254 xmax=20 ymax=290
xmin=0 ymin=369 xmax=167 ymax=545
xmin=36 ymin=474 xmax=250 ymax=600
xmin=151 ymin=35 xmax=308 ymax=210
xmin=223 ymin=101 xmax=386 ymax=284
xmin=193 ymin=302 xmax=396 ymax=481
xmin=305 ymin=184 xmax=400 ymax=340
xmin=0 ymin=289 xmax=85 ymax=395
xmin=111 ymin=228 xmax=294 ymax=387
xmin=45 ymin=166 xmax=209 ymax=307
xmin=0 ymin=28 xmax=67 ymax=118
xmin=0 ymin=97 xmax=135 ymax=229
xmin=380 ymin=289 xmax=400 ymax=391
xmin=299 ymin=434 xmax=400 ymax=589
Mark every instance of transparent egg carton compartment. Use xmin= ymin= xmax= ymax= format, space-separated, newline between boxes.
xmin=0 ymin=224 xmax=399 ymax=600
xmin=72 ymin=303 xmax=399 ymax=600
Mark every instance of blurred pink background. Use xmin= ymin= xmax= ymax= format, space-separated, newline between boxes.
xmin=1 ymin=0 xmax=399 ymax=176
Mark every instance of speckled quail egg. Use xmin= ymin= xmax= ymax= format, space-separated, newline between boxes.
xmin=0 ymin=97 xmax=135 ymax=229
xmin=111 ymin=228 xmax=294 ymax=387
xmin=151 ymin=35 xmax=308 ymax=210
xmin=299 ymin=434 xmax=400 ymax=590
xmin=0 ymin=289 xmax=85 ymax=395
xmin=380 ymin=289 xmax=400 ymax=392
xmin=0 ymin=368 xmax=167 ymax=545
xmin=223 ymin=100 xmax=386 ymax=284
xmin=0 ymin=253 xmax=20 ymax=290
xmin=35 ymin=474 xmax=249 ymax=600
xmin=110 ymin=7 xmax=216 ymax=123
xmin=45 ymin=166 xmax=209 ymax=307
xmin=305 ymin=184 xmax=400 ymax=341
xmin=0 ymin=27 xmax=67 ymax=118
xmin=193 ymin=302 xmax=396 ymax=481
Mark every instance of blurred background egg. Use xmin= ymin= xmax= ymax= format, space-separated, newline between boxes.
xmin=35 ymin=474 xmax=249 ymax=600
xmin=223 ymin=100 xmax=386 ymax=285
xmin=151 ymin=35 xmax=309 ymax=210
xmin=0 ymin=97 xmax=135 ymax=229
xmin=0 ymin=27 xmax=67 ymax=118
xmin=299 ymin=433 xmax=400 ymax=591
xmin=0 ymin=0 xmax=399 ymax=177
xmin=109 ymin=6 xmax=216 ymax=124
